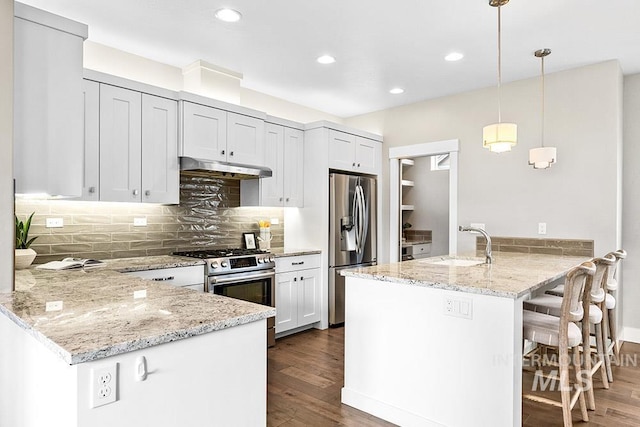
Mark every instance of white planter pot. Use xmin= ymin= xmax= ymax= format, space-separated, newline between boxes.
xmin=15 ymin=248 xmax=37 ymax=270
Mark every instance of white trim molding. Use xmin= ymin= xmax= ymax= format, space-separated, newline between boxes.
xmin=389 ymin=139 xmax=459 ymax=262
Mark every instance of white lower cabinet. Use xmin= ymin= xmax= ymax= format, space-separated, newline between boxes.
xmin=275 ymin=254 xmax=321 ymax=334
xmin=125 ymin=265 xmax=204 ymax=292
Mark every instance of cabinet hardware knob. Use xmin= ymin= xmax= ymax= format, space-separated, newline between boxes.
xmin=221 ymin=150 xmax=225 ymax=155
xmin=294 ymin=277 xmax=297 ymax=282
xmin=300 ymin=276 xmax=303 ymax=281
xmin=145 ymin=190 xmax=151 ymax=196
xmin=357 ymin=163 xmax=361 ymax=167
xmin=352 ymin=162 xmax=356 ymax=167
xmin=230 ymin=151 xmax=234 ymax=156
xmin=279 ymin=197 xmax=283 ymax=202
xmin=286 ymin=198 xmax=290 ymax=202
xmin=133 ymin=189 xmax=139 ymax=196
xmin=88 ymin=186 xmax=96 ymax=194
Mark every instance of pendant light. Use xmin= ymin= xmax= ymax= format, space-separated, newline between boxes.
xmin=529 ymin=48 xmax=557 ymax=169
xmin=483 ymin=0 xmax=517 ymax=153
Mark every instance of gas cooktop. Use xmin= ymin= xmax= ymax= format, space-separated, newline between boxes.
xmin=173 ymin=248 xmax=269 ymax=259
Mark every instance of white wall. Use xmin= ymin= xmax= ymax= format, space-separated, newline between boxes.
xmin=622 ymin=72 xmax=640 ymax=340
xmin=84 ymin=41 xmax=343 ymax=125
xmin=0 ymin=0 xmax=14 ymax=291
xmin=345 ymin=61 xmax=623 ymax=265
xmin=404 ymin=156 xmax=449 ymax=256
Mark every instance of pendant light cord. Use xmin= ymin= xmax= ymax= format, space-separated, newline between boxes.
xmin=541 ymin=54 xmax=545 ymax=148
xmin=497 ymin=5 xmax=502 ymax=123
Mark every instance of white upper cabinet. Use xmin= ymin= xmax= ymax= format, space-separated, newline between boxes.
xmin=328 ymin=129 xmax=380 ymax=174
xmin=99 ymin=85 xmax=143 ymax=202
xmin=180 ymin=101 xmax=265 ymax=167
xmin=80 ymin=79 xmax=100 ymax=201
xmin=240 ymin=123 xmax=304 ymax=208
xmin=227 ymin=112 xmax=264 ymax=166
xmin=13 ymin=4 xmax=87 ymax=197
xmin=181 ymin=101 xmax=226 ymax=161
xmin=142 ymin=94 xmax=179 ymax=204
xmin=283 ymin=127 xmax=304 ymax=207
xmin=93 ymin=79 xmax=179 ymax=204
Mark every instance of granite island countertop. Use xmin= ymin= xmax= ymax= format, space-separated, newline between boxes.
xmin=0 ymin=255 xmax=275 ymax=365
xmin=341 ymin=252 xmax=591 ymax=299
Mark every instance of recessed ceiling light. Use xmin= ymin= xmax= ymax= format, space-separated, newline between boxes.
xmin=317 ymin=55 xmax=336 ymax=65
xmin=445 ymin=52 xmax=464 ymax=62
xmin=214 ymin=8 xmax=242 ymax=23
xmin=389 ymin=88 xmax=404 ymax=95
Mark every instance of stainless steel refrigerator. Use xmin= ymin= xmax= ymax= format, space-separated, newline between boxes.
xmin=329 ymin=172 xmax=377 ymax=325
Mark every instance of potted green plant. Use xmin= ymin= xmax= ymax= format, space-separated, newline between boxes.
xmin=15 ymin=212 xmax=38 ymax=269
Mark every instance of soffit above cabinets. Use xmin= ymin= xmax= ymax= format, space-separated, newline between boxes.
xmin=16 ymin=0 xmax=640 ymax=117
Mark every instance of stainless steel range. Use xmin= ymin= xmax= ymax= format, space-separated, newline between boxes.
xmin=173 ymin=248 xmax=276 ymax=346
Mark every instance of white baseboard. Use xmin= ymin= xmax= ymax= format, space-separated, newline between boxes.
xmin=341 ymin=387 xmax=444 ymax=427
xmin=621 ymin=327 xmax=640 ymax=344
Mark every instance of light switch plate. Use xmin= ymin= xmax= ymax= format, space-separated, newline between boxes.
xmin=46 ymin=218 xmax=64 ymax=228
xmin=444 ymin=296 xmax=473 ymax=320
xmin=133 ymin=217 xmax=147 ymax=227
xmin=538 ymin=222 xmax=547 ymax=235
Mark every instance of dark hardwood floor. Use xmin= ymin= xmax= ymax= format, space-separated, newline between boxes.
xmin=267 ymin=328 xmax=640 ymax=426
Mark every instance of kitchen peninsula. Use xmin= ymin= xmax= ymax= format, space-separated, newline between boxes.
xmin=340 ymin=252 xmax=590 ymax=427
xmin=0 ymin=256 xmax=275 ymax=427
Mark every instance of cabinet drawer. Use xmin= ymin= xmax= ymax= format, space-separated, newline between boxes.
xmin=276 ymin=254 xmax=321 ymax=273
xmin=412 ymin=243 xmax=432 ymax=259
xmin=125 ymin=265 xmax=204 ymax=289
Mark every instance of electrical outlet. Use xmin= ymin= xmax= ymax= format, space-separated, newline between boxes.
xmin=538 ymin=222 xmax=547 ymax=235
xmin=45 ymin=217 xmax=64 ymax=228
xmin=444 ymin=296 xmax=473 ymax=320
xmin=91 ymin=364 xmax=118 ymax=408
xmin=45 ymin=301 xmax=63 ymax=312
xmin=270 ymin=218 xmax=279 ymax=225
xmin=133 ymin=217 xmax=147 ymax=227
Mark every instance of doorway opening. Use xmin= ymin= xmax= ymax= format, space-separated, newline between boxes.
xmin=389 ymin=139 xmax=459 ymax=262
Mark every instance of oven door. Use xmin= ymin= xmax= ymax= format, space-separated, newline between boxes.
xmin=209 ymin=270 xmax=276 ymax=347
xmin=209 ymin=270 xmax=275 ymax=307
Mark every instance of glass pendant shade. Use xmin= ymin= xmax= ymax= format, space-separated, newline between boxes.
xmin=529 ymin=146 xmax=556 ymax=169
xmin=482 ymin=122 xmax=517 ymax=153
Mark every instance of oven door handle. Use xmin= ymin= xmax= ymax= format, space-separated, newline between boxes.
xmin=210 ymin=271 xmax=275 ymax=285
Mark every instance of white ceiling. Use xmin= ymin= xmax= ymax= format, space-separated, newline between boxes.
xmin=18 ymin=0 xmax=640 ymax=118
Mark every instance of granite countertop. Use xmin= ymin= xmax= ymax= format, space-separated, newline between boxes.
xmin=269 ymin=248 xmax=321 ymax=257
xmin=0 ymin=255 xmax=275 ymax=365
xmin=341 ymin=252 xmax=591 ymax=299
xmin=402 ymin=239 xmax=432 ymax=247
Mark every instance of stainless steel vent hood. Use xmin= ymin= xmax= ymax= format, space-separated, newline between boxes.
xmin=179 ymin=157 xmax=272 ymax=180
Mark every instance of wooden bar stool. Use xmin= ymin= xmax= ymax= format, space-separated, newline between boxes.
xmin=522 ymin=261 xmax=595 ymax=427
xmin=602 ymin=249 xmax=626 ymax=382
xmin=526 ymin=254 xmax=615 ymax=411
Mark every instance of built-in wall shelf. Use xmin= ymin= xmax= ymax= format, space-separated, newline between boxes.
xmin=401 ymin=179 xmax=414 ymax=187
xmin=401 ymin=205 xmax=415 ymax=211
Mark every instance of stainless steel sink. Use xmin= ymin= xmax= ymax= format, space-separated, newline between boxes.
xmin=426 ymin=258 xmax=485 ymax=267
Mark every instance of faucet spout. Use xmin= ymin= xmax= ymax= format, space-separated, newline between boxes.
xmin=458 ymin=225 xmax=492 ymax=264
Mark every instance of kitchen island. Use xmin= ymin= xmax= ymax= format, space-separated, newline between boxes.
xmin=0 ymin=256 xmax=275 ymax=427
xmin=340 ymin=252 xmax=590 ymax=427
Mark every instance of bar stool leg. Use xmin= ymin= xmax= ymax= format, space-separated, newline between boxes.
xmin=594 ymin=321 xmax=610 ymax=390
xmin=601 ymin=302 xmax=614 ymax=382
xmin=572 ymin=347 xmax=589 ymax=423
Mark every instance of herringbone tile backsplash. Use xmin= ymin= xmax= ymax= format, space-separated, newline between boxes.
xmin=16 ymin=175 xmax=284 ymax=264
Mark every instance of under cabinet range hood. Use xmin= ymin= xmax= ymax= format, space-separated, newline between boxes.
xmin=179 ymin=157 xmax=272 ymax=180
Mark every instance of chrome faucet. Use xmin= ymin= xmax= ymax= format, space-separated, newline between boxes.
xmin=459 ymin=225 xmax=492 ymax=264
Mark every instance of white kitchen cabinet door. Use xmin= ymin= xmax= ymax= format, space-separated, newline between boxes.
xmin=142 ymin=94 xmax=179 ymax=204
xmin=80 ymin=79 xmax=100 ymax=201
xmin=13 ymin=9 xmax=85 ymax=197
xmin=283 ymin=128 xmax=304 ymax=207
xmin=355 ymin=136 xmax=380 ymax=175
xmin=99 ymin=84 xmax=142 ymax=202
xmin=328 ymin=130 xmax=356 ymax=172
xmin=227 ymin=112 xmax=265 ymax=166
xmin=260 ymin=123 xmax=285 ymax=206
xmin=275 ymin=271 xmax=297 ymax=333
xmin=297 ymin=268 xmax=321 ymax=326
xmin=181 ymin=101 xmax=227 ymax=161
